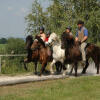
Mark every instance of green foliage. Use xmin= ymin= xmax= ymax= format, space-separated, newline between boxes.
xmin=1 ymin=59 xmax=35 ymax=75
xmin=25 ymin=0 xmax=48 ymax=35
xmin=6 ymin=38 xmax=26 ymax=54
xmin=0 ymin=38 xmax=7 ymax=44
xmin=0 ymin=44 xmax=7 ymax=54
xmin=25 ymin=0 xmax=100 ymax=43
xmin=0 ymin=38 xmax=27 ymax=75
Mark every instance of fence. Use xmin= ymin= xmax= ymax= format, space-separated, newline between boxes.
xmin=0 ymin=54 xmax=26 ymax=72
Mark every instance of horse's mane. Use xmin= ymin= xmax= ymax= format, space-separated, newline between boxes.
xmin=61 ymin=32 xmax=75 ymax=48
xmin=26 ymin=35 xmax=33 ymax=42
xmin=26 ymin=35 xmax=33 ymax=49
xmin=51 ymin=32 xmax=60 ymax=43
xmin=35 ymin=35 xmax=46 ymax=47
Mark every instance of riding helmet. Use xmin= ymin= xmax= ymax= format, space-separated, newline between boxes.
xmin=39 ymin=26 xmax=44 ymax=32
xmin=66 ymin=26 xmax=72 ymax=31
xmin=77 ymin=20 xmax=84 ymax=25
xmin=46 ymin=30 xmax=51 ymax=35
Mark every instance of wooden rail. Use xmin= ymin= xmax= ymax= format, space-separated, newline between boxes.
xmin=0 ymin=54 xmax=27 ymax=72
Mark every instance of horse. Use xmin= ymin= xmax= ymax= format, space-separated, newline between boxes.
xmin=47 ymin=33 xmax=67 ymax=75
xmin=31 ymin=35 xmax=53 ymax=75
xmin=23 ymin=35 xmax=38 ymax=74
xmin=61 ymin=32 xmax=100 ymax=76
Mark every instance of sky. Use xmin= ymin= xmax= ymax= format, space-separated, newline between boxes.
xmin=0 ymin=0 xmax=51 ymax=38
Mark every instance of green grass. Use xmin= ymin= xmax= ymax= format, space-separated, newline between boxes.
xmin=0 ymin=76 xmax=100 ymax=100
xmin=0 ymin=44 xmax=7 ymax=54
xmin=0 ymin=61 xmax=37 ymax=76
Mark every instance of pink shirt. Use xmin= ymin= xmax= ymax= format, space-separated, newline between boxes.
xmin=40 ymin=33 xmax=46 ymax=42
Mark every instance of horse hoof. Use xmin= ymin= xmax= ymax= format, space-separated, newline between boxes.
xmin=81 ymin=71 xmax=86 ymax=74
xmin=75 ymin=74 xmax=78 ymax=77
xmin=62 ymin=73 xmax=66 ymax=76
xmin=38 ymin=73 xmax=42 ymax=76
xmin=97 ymin=72 xmax=99 ymax=74
xmin=38 ymin=74 xmax=42 ymax=77
xmin=51 ymin=71 xmax=54 ymax=75
xmin=34 ymin=72 xmax=38 ymax=75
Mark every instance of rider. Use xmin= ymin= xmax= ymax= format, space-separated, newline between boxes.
xmin=65 ymin=26 xmax=73 ymax=36
xmin=75 ymin=20 xmax=88 ymax=64
xmin=45 ymin=30 xmax=52 ymax=56
xmin=38 ymin=26 xmax=46 ymax=42
xmin=45 ymin=30 xmax=51 ymax=44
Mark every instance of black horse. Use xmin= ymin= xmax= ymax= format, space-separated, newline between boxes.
xmin=23 ymin=35 xmax=38 ymax=74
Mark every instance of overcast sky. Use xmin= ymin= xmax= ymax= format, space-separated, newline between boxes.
xmin=0 ymin=0 xmax=51 ymax=38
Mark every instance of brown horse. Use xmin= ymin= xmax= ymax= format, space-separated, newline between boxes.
xmin=31 ymin=36 xmax=52 ymax=75
xmin=61 ymin=32 xmax=100 ymax=76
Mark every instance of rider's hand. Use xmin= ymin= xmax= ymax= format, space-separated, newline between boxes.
xmin=78 ymin=41 xmax=81 ymax=45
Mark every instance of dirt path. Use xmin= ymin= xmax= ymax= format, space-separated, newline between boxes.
xmin=0 ymin=62 xmax=99 ymax=86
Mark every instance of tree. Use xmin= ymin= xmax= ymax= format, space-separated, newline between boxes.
xmin=6 ymin=38 xmax=25 ymax=54
xmin=25 ymin=0 xmax=48 ymax=36
xmin=71 ymin=0 xmax=100 ymax=43
xmin=0 ymin=38 xmax=7 ymax=44
xmin=25 ymin=0 xmax=100 ymax=43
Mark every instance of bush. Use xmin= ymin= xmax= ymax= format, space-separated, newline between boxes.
xmin=6 ymin=38 xmax=26 ymax=54
xmin=0 ymin=38 xmax=7 ymax=44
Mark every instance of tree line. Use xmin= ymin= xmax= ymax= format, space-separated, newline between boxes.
xmin=25 ymin=0 xmax=100 ymax=43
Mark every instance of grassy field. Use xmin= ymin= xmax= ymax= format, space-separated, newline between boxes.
xmin=0 ymin=76 xmax=100 ymax=100
xmin=0 ymin=44 xmax=7 ymax=54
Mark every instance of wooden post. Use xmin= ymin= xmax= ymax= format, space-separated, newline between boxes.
xmin=0 ymin=56 xmax=1 ymax=73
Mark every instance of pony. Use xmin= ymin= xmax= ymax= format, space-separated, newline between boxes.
xmin=47 ymin=33 xmax=67 ymax=75
xmin=31 ymin=35 xmax=52 ymax=75
xmin=61 ymin=32 xmax=100 ymax=76
xmin=23 ymin=35 xmax=38 ymax=74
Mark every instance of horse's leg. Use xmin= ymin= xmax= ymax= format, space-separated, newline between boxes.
xmin=62 ymin=64 xmax=67 ymax=76
xmin=97 ymin=63 xmax=99 ymax=74
xmin=23 ymin=58 xmax=30 ymax=71
xmin=55 ymin=62 xmax=59 ymax=73
xmin=55 ymin=62 xmax=63 ymax=73
xmin=69 ymin=64 xmax=74 ymax=75
xmin=50 ymin=60 xmax=56 ymax=74
xmin=81 ymin=59 xmax=89 ymax=74
xmin=96 ymin=60 xmax=100 ymax=74
xmin=39 ymin=62 xmax=47 ymax=76
xmin=59 ymin=63 xmax=63 ymax=72
xmin=74 ymin=62 xmax=78 ymax=77
xmin=34 ymin=61 xmax=38 ymax=75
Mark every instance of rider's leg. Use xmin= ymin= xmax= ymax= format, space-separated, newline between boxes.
xmin=81 ymin=42 xmax=87 ymax=61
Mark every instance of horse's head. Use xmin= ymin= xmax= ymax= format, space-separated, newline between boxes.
xmin=31 ymin=35 xmax=45 ymax=51
xmin=61 ymin=32 xmax=74 ymax=49
xmin=48 ymin=33 xmax=59 ymax=46
xmin=25 ymin=35 xmax=33 ymax=50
